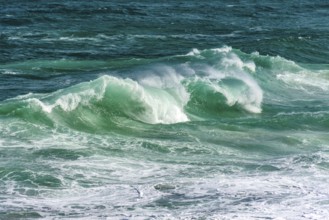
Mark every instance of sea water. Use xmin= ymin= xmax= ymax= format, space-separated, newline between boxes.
xmin=1 ymin=1 xmax=329 ymax=219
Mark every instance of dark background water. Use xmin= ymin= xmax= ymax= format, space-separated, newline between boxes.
xmin=1 ymin=0 xmax=329 ymax=101
xmin=1 ymin=0 xmax=329 ymax=63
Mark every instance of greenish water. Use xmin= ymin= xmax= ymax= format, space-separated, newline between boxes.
xmin=1 ymin=1 xmax=329 ymax=219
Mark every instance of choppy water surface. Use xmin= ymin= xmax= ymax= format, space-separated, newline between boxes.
xmin=1 ymin=1 xmax=329 ymax=219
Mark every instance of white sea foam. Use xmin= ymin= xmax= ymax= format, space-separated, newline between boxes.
xmin=1 ymin=70 xmax=19 ymax=75
xmin=3 ymin=147 xmax=329 ymax=219
xmin=1 ymin=100 xmax=329 ymax=219
xmin=186 ymin=48 xmax=202 ymax=56
xmin=277 ymin=70 xmax=329 ymax=92
xmin=211 ymin=45 xmax=232 ymax=53
xmin=138 ymin=65 xmax=190 ymax=105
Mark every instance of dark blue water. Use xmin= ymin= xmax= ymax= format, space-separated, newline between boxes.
xmin=1 ymin=1 xmax=329 ymax=219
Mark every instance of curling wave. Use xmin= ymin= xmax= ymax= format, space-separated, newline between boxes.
xmin=0 ymin=47 xmax=266 ymax=131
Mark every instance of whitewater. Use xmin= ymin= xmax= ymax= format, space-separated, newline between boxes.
xmin=1 ymin=1 xmax=329 ymax=219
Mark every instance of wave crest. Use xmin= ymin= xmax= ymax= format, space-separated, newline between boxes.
xmin=0 ymin=46 xmax=266 ymax=131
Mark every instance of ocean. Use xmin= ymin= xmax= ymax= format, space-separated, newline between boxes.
xmin=1 ymin=1 xmax=329 ymax=219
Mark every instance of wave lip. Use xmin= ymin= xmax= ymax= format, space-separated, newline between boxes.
xmin=184 ymin=46 xmax=263 ymax=114
xmin=98 ymin=75 xmax=189 ymax=124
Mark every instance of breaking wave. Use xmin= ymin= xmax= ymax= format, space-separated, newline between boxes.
xmin=3 ymin=46 xmax=328 ymax=131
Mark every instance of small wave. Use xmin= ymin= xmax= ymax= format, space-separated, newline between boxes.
xmin=277 ymin=70 xmax=329 ymax=92
xmin=183 ymin=46 xmax=262 ymax=114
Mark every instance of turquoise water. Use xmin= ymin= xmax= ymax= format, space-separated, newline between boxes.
xmin=1 ymin=1 xmax=329 ymax=219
